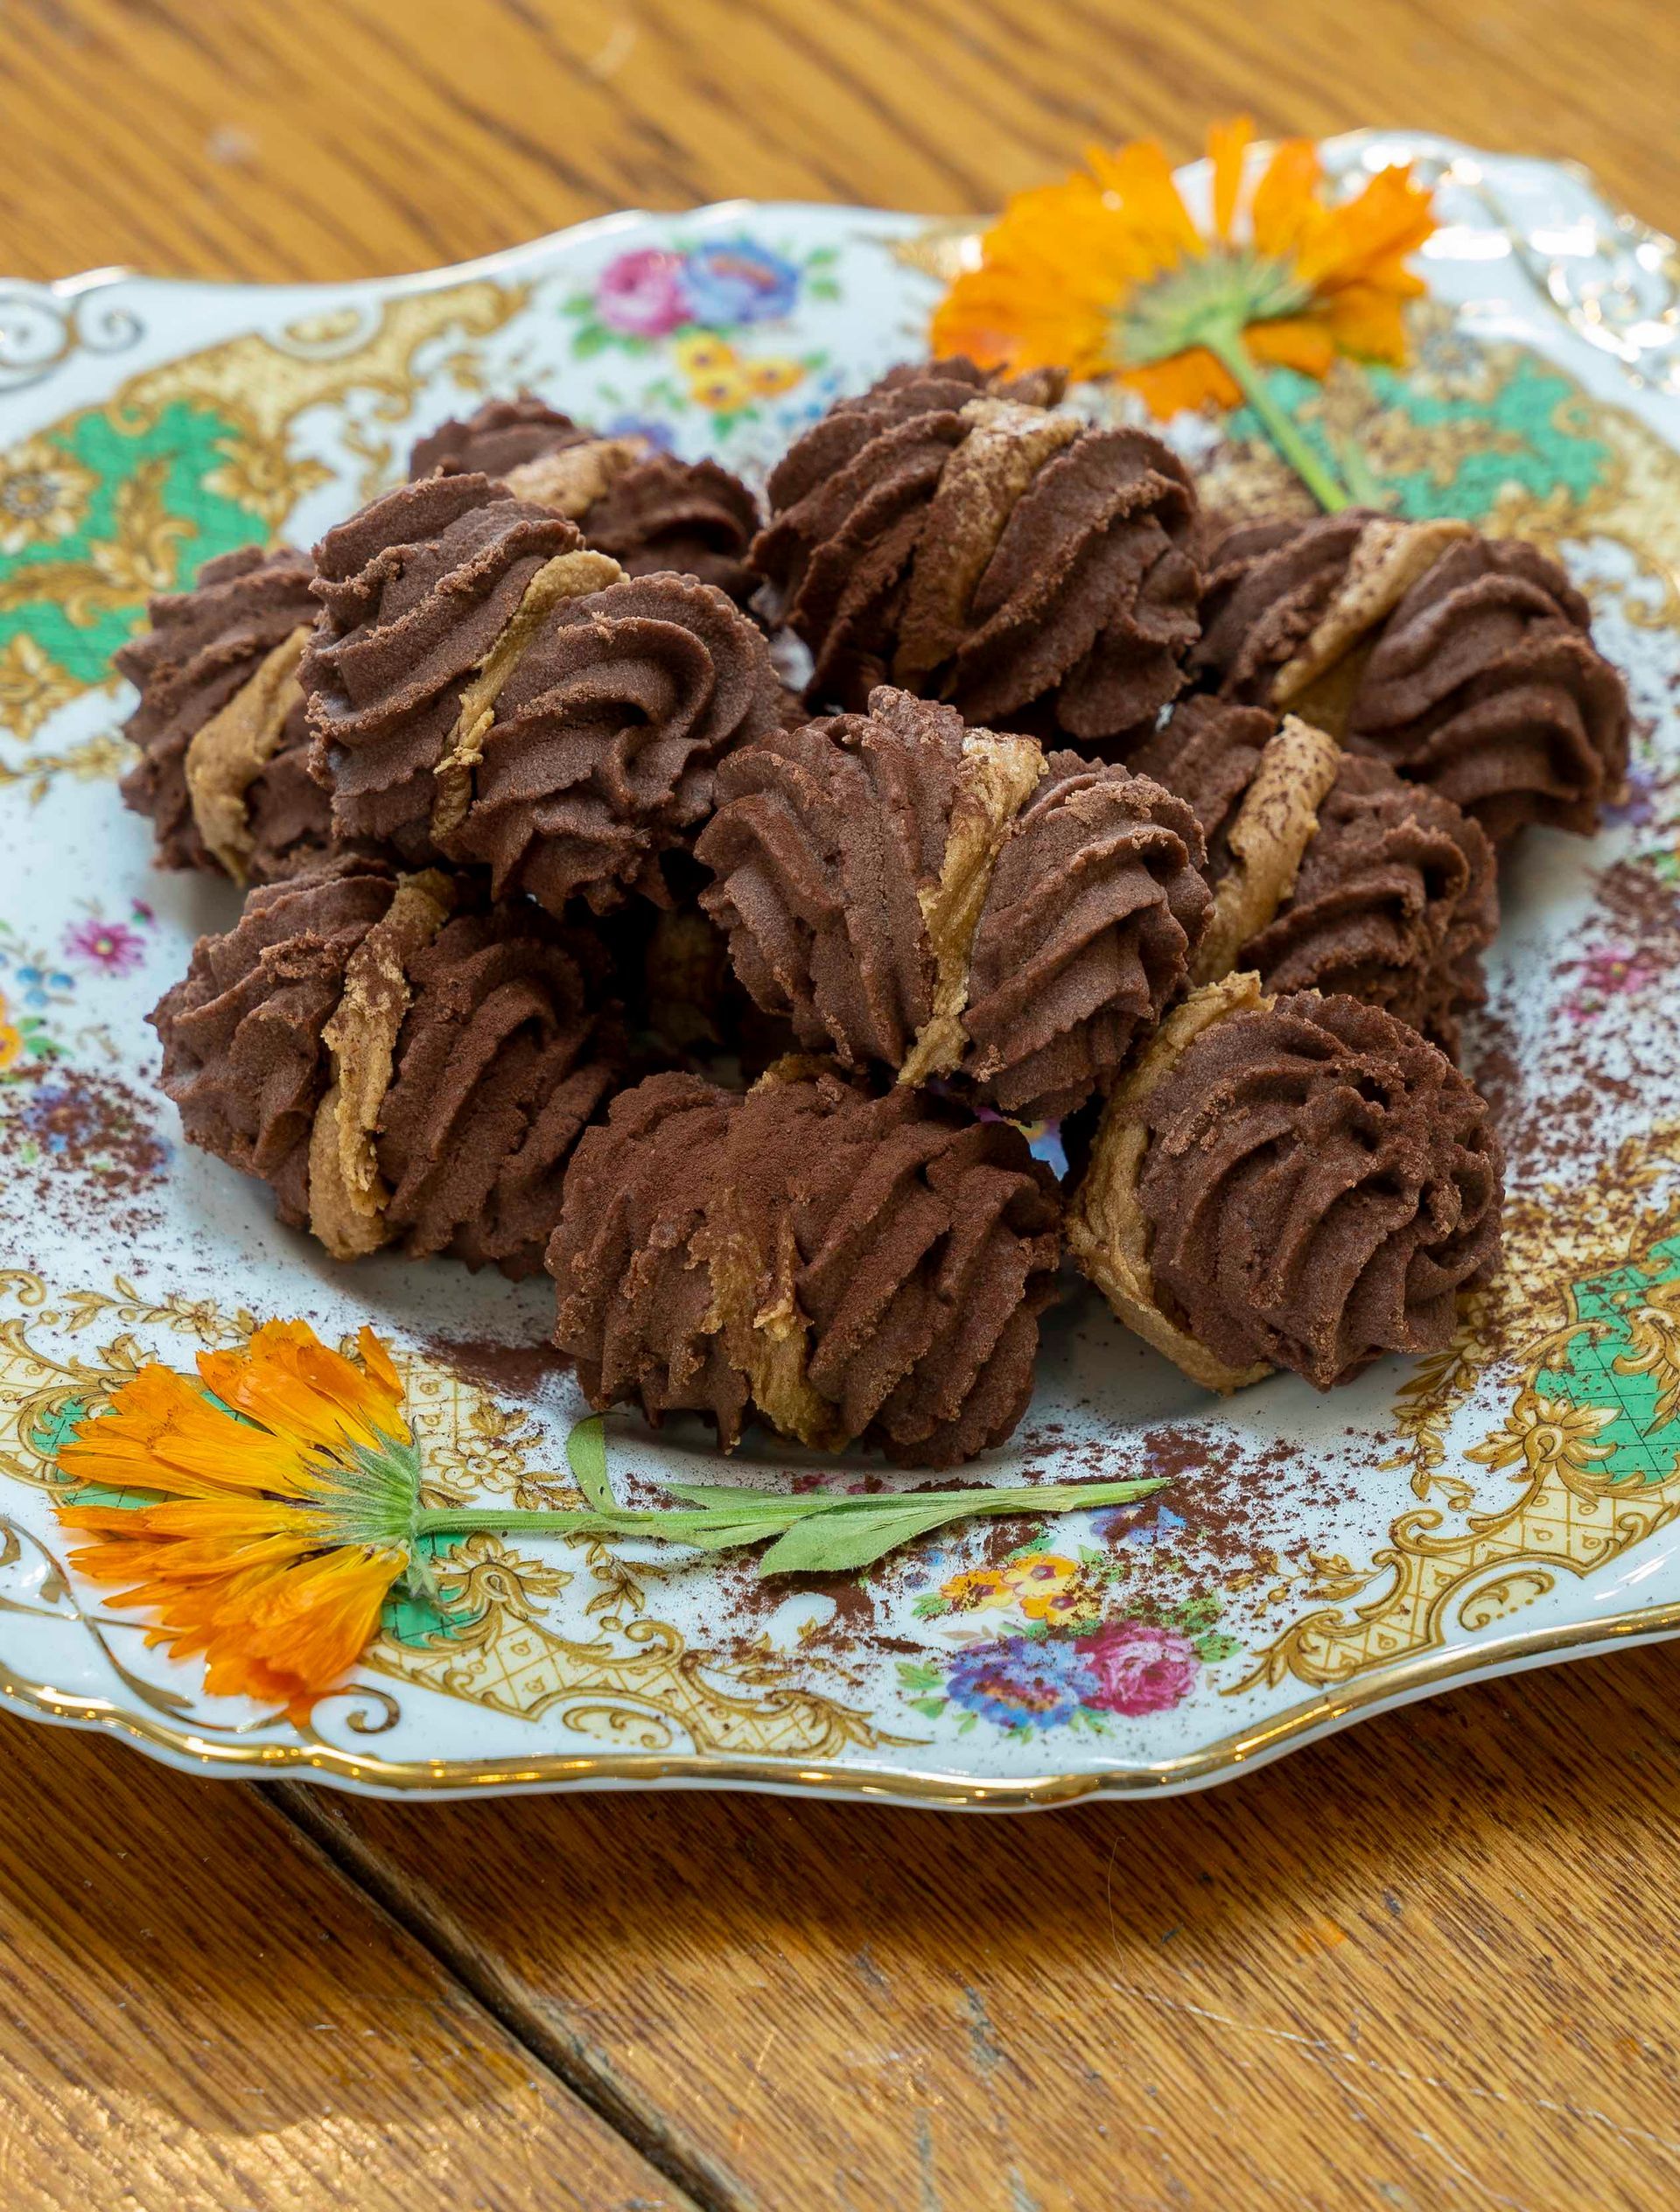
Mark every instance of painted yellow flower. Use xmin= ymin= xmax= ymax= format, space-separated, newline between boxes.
xmin=738 ymin=356 xmax=805 ymax=399
xmin=0 ymin=435 xmax=98 ymax=557
xmin=674 ymin=333 xmax=738 ymax=379
xmin=0 ymin=986 xmax=21 ymax=1075
xmin=932 ymin=118 xmax=1434 ymax=508
xmin=1020 ymin=1585 xmax=1102 ymax=1628
xmin=57 ymin=1320 xmax=421 ymax=1719
xmin=1001 ymin=1551 xmax=1087 ymax=1621
xmin=939 ymin=1565 xmax=1017 ymax=1612
xmin=1002 ymin=1550 xmax=1078 ymax=1592
xmin=673 ymin=332 xmax=807 ymax=411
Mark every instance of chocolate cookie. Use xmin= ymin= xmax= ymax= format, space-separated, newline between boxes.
xmin=696 ymin=685 xmax=1210 ymax=1121
xmin=752 ymin=359 xmax=1200 ymax=753
xmin=549 ymin=1062 xmax=1061 ymax=1466
xmin=1068 ymin=976 xmax=1504 ymax=1391
xmin=150 ymin=856 xmax=626 ymax=1276
xmin=118 ymin=545 xmax=334 ymax=884
xmin=411 ymin=394 xmax=762 ymax=607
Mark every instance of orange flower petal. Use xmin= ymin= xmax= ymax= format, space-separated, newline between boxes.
xmin=1250 ymin=139 xmax=1323 ymax=259
xmin=54 ymin=1320 xmax=416 ymax=1718
xmin=1297 ymin=163 xmax=1434 ymax=290
xmin=1245 ymin=316 xmax=1339 ymax=378
xmin=1208 ymin=115 xmax=1254 ymax=243
xmin=1086 ymin=139 xmax=1202 ymax=269
xmin=1122 ymin=348 xmax=1242 ymax=416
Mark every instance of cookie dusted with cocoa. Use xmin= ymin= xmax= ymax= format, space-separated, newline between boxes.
xmin=410 ymin=394 xmax=763 ymax=608
xmin=548 ymin=1063 xmax=1061 ymax=1466
xmin=1131 ymin=697 xmax=1498 ymax=1056
xmin=299 ymin=473 xmax=782 ymax=911
xmin=1190 ymin=512 xmax=1629 ymax=842
xmin=695 ymin=685 xmax=1210 ymax=1122
xmin=751 ymin=358 xmax=1200 ymax=752
xmin=149 ymin=856 xmax=626 ymax=1276
xmin=117 ymin=545 xmax=336 ymax=884
xmin=1068 ymin=976 xmax=1504 ymax=1393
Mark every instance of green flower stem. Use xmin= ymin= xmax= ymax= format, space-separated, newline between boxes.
xmin=1200 ymin=324 xmax=1351 ymax=514
xmin=410 ymin=1473 xmax=1168 ymax=1578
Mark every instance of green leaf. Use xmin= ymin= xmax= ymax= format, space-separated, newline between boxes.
xmin=654 ymin=1479 xmax=835 ymax=1517
xmin=564 ymin=1416 xmax=614 ymax=1511
xmin=896 ymin=1660 xmax=944 ymax=1692
xmin=755 ymin=1502 xmax=952 ymax=1574
xmin=808 ymin=277 xmax=842 ymax=301
xmin=1169 ymin=1594 xmax=1221 ymax=1633
xmin=571 ymin=324 xmax=611 ymax=360
xmin=910 ymin=1697 xmax=948 ymax=1720
xmin=1194 ymin=1630 xmax=1242 ymax=1662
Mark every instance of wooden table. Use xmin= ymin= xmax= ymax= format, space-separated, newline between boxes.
xmin=4 ymin=4 xmax=1680 ymax=2206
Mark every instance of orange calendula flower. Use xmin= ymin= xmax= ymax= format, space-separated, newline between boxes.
xmin=932 ymin=119 xmax=1434 ymax=509
xmin=54 ymin=1323 xmax=1174 ymax=1716
xmin=56 ymin=1320 xmax=422 ymax=1720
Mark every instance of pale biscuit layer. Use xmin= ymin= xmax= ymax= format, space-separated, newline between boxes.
xmin=183 ymin=626 xmax=312 ymax=883
xmin=1067 ymin=970 xmax=1274 ymax=1395
xmin=502 ymin=437 xmax=648 ymax=518
xmin=892 ymin=397 xmax=1082 ymax=689
xmin=1191 ymin=715 xmax=1343 ymax=986
xmin=429 ymin=547 xmax=626 ymax=842
xmin=306 ymin=868 xmax=457 ymax=1260
xmin=1271 ymin=516 xmax=1474 ymax=732
xmin=899 ymin=727 xmax=1046 ymax=1088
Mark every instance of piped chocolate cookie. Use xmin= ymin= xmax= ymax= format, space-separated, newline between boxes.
xmin=548 ymin=1060 xmax=1062 ymax=1466
xmin=298 ymin=473 xmax=782 ymax=912
xmin=118 ymin=545 xmax=336 ymax=885
xmin=1131 ymin=697 xmax=1498 ymax=1055
xmin=410 ymin=394 xmax=762 ymax=608
xmin=1067 ymin=976 xmax=1504 ymax=1392
xmin=1191 ymin=512 xmax=1629 ymax=841
xmin=751 ymin=359 xmax=1200 ymax=752
xmin=149 ymin=856 xmax=626 ymax=1276
xmin=695 ymin=685 xmax=1210 ymax=1122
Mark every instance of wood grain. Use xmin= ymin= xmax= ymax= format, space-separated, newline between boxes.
xmin=0 ymin=1709 xmax=692 ymax=2212
xmin=5 ymin=4 xmax=1680 ymax=2208
xmin=0 ymin=0 xmax=1677 ymax=291
xmin=283 ymin=1641 xmax=1680 ymax=2212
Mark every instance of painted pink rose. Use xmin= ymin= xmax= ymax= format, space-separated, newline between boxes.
xmin=1074 ymin=1618 xmax=1200 ymax=1716
xmin=595 ymin=249 xmax=690 ymax=337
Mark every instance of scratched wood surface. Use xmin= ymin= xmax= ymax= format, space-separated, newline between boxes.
xmin=0 ymin=1712 xmax=691 ymax=2212
xmin=277 ymin=1637 xmax=1680 ymax=2211
xmin=4 ymin=2 xmax=1680 ymax=2207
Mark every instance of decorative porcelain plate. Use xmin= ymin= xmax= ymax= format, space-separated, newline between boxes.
xmin=2 ymin=130 xmax=1678 ymax=1808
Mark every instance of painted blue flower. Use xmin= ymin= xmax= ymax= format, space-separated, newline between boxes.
xmin=601 ymin=412 xmax=678 ymax=454
xmin=10 ymin=962 xmax=71 ymax=1010
xmin=944 ymin=1634 xmax=1097 ymax=1731
xmin=682 ymin=239 xmax=802 ymax=326
xmin=20 ymin=1084 xmax=76 ymax=1152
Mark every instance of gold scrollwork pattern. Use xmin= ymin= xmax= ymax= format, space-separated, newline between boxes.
xmin=0 ymin=1274 xmax=911 ymax=1764
xmin=1237 ymin=1138 xmax=1680 ymax=1695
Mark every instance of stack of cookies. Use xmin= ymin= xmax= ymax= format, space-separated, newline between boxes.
xmin=126 ymin=363 xmax=1630 ymax=1465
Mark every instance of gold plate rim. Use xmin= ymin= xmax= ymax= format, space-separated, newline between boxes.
xmin=5 ymin=1596 xmax=1675 ymax=1808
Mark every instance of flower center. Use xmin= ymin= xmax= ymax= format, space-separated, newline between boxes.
xmin=1114 ymin=248 xmax=1313 ymax=368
